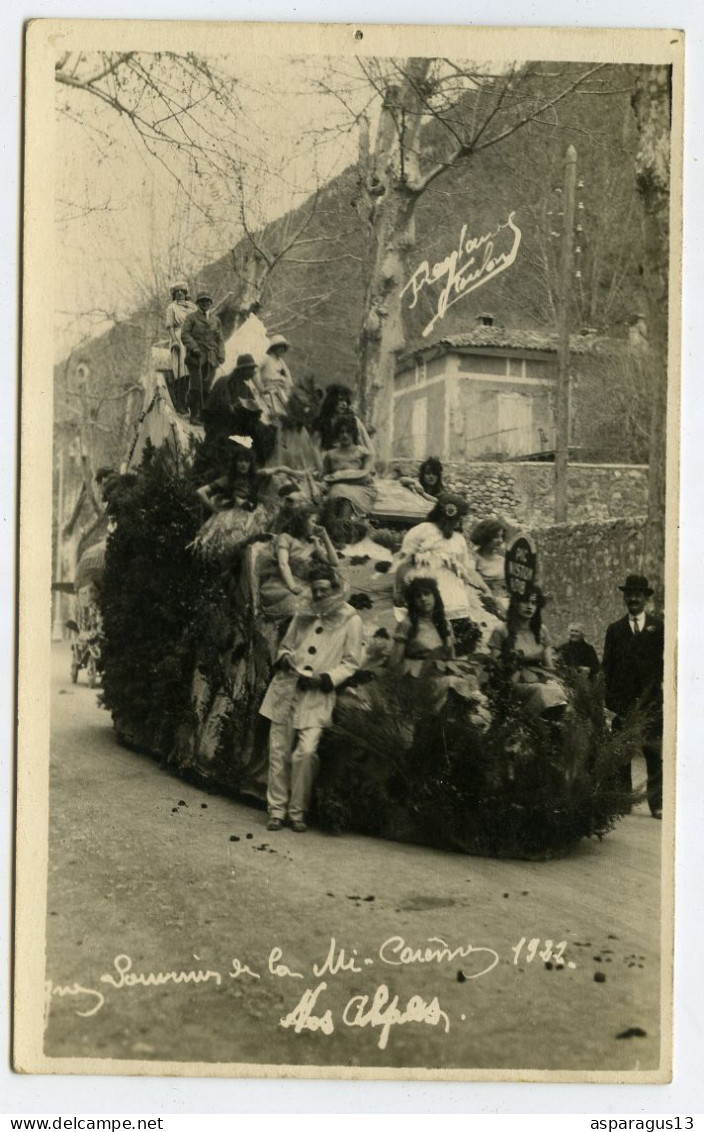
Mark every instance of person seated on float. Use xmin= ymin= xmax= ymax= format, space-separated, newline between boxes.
xmin=390 ymin=577 xmax=491 ymax=720
xmin=395 ymin=492 xmax=492 ymax=653
xmin=398 ymin=456 xmax=445 ymax=502
xmin=557 ymin=621 xmax=600 ymax=679
xmin=321 ymin=413 xmax=377 ymax=522
xmin=470 ymin=517 xmax=508 ymax=612
xmin=488 ymin=585 xmax=567 ymax=720
xmin=312 ymin=383 xmax=375 ymax=461
xmin=191 ymin=438 xmax=269 ymax=560
xmin=202 ymin=354 xmax=277 ymax=466
xmin=390 ymin=577 xmax=455 ymax=674
xmin=258 ymin=500 xmax=340 ymax=623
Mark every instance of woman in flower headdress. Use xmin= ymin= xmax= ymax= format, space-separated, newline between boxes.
xmin=395 ymin=493 xmax=493 ymax=653
xmin=191 ymin=437 xmax=269 ymax=562
xmin=165 ymin=280 xmax=196 ymax=414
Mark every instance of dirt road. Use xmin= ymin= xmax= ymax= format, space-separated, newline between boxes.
xmin=44 ymin=645 xmax=663 ymax=1074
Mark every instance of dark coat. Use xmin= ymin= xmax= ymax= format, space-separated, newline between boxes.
xmin=602 ymin=613 xmax=664 ymax=733
xmin=558 ymin=638 xmax=600 ymax=677
xmin=180 ymin=309 xmax=226 ymax=367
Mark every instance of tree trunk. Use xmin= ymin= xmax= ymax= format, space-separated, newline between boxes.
xmin=632 ymin=65 xmax=671 ymax=608
xmin=358 ymin=189 xmax=419 ymax=459
xmin=357 ymin=60 xmax=432 ymax=459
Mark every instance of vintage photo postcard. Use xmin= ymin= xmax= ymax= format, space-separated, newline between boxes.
xmin=15 ymin=19 xmax=682 ymax=1081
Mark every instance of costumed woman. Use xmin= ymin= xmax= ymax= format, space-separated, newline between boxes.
xmin=257 ymin=334 xmax=294 ymax=420
xmin=470 ymin=517 xmax=508 ymax=613
xmin=322 ymin=413 xmax=377 ymax=522
xmin=488 ymin=584 xmax=567 ymax=719
xmin=390 ymin=577 xmax=491 ymax=720
xmin=191 ymin=438 xmax=269 ymax=562
xmin=258 ymin=502 xmax=340 ymax=623
xmin=395 ymin=493 xmax=493 ymax=653
xmin=257 ymin=335 xmax=322 ymax=477
xmin=165 ymin=281 xmax=196 ymax=415
xmin=398 ymin=456 xmax=445 ymax=503
xmin=312 ymin=384 xmax=375 ymax=462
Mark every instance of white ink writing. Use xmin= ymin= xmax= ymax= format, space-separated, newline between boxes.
xmin=229 ymin=957 xmax=261 ymax=980
xmin=401 ymin=213 xmax=522 ymax=338
xmin=379 ymin=935 xmax=499 ymax=978
xmin=313 ymin=937 xmax=363 ymax=977
xmin=343 ymin=983 xmax=450 ymax=1050
xmin=279 ymin=982 xmax=334 ymax=1035
xmin=44 ymin=979 xmax=106 ymax=1023
xmin=269 ymin=946 xmax=303 ymax=979
xmin=99 ymin=953 xmax=222 ymax=990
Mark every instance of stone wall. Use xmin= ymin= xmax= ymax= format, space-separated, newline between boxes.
xmin=390 ymin=459 xmax=648 ymax=528
xmin=527 ymin=517 xmax=646 ymax=651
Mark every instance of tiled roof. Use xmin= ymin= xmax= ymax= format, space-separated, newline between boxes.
xmin=398 ymin=326 xmax=603 ymax=370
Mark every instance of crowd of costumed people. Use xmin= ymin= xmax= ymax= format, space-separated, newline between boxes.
xmin=94 ymin=284 xmax=664 ymax=857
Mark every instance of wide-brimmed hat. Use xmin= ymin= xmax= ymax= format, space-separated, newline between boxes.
xmin=267 ymin=334 xmax=290 ymax=353
xmin=195 ymin=288 xmax=212 ymax=302
xmin=618 ymin=573 xmax=654 ymax=596
xmin=233 ymin=353 xmax=257 ymax=373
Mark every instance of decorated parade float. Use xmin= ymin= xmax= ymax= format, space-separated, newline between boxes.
xmin=94 ymin=316 xmax=640 ymax=862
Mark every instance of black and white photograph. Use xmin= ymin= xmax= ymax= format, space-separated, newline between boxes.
xmin=15 ymin=20 xmax=682 ymax=1081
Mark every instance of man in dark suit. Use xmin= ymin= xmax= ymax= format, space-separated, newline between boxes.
xmin=180 ymin=289 xmax=226 ymax=424
xmin=602 ymin=574 xmax=664 ymax=819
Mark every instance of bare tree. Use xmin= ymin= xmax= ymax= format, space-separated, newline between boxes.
xmin=342 ymin=58 xmax=614 ymax=454
xmin=56 ymin=51 xmax=355 ymax=344
xmin=631 ymin=65 xmax=672 ymax=604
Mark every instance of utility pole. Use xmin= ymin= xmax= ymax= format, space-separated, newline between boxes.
xmin=554 ymin=144 xmax=577 ymax=523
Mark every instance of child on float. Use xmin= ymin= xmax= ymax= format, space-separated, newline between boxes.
xmin=260 ymin=563 xmax=364 ymax=832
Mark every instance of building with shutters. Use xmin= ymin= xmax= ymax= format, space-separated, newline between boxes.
xmin=392 ymin=317 xmax=600 ymax=462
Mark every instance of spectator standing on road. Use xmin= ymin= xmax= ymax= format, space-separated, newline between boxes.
xmin=558 ymin=622 xmax=600 ymax=678
xmin=602 ymin=574 xmax=664 ymax=819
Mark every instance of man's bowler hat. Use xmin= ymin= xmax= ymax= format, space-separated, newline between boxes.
xmin=618 ymin=574 xmax=654 ymax=596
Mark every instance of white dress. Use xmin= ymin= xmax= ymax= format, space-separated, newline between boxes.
xmin=397 ymin=522 xmax=488 ymax=622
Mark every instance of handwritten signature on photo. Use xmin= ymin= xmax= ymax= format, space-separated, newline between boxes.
xmin=45 ymin=934 xmax=569 ymax=1049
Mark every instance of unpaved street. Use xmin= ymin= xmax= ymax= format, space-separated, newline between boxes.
xmin=44 ymin=644 xmax=662 ymax=1073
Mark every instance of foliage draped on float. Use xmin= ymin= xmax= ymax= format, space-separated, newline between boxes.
xmin=99 ymin=443 xmax=228 ymax=758
xmin=314 ymin=670 xmax=640 ymax=859
xmin=98 ymin=446 xmax=641 ymax=859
